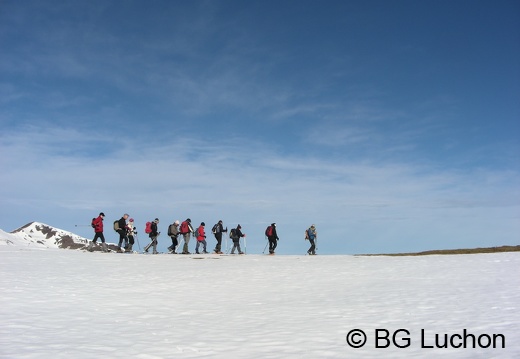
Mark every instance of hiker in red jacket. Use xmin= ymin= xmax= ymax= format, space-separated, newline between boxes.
xmin=195 ymin=222 xmax=208 ymax=254
xmin=88 ymin=212 xmax=108 ymax=252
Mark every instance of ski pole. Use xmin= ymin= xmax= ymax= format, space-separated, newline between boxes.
xmin=226 ymin=236 xmax=234 ymax=254
xmin=135 ymin=233 xmax=141 ymax=250
xmin=244 ymin=237 xmax=247 ymax=254
xmin=74 ymin=224 xmax=91 ymax=227
xmin=178 ymin=236 xmax=184 ymax=253
xmin=144 ymin=238 xmax=157 ymax=252
xmin=226 ymin=232 xmax=231 ymax=254
xmin=226 ymin=242 xmax=232 ymax=254
xmin=262 ymin=237 xmax=268 ymax=254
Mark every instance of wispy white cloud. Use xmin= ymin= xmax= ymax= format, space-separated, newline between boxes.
xmin=1 ymin=124 xmax=518 ymax=253
xmin=1 ymin=1 xmax=518 ymax=254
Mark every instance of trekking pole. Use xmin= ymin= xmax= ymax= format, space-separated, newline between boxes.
xmin=226 ymin=242 xmax=232 ymax=254
xmin=74 ymin=224 xmax=91 ymax=227
xmin=135 ymin=233 xmax=141 ymax=250
xmin=262 ymin=237 xmax=268 ymax=254
xmin=145 ymin=237 xmax=158 ymax=251
xmin=178 ymin=236 xmax=184 ymax=253
xmin=226 ymin=235 xmax=234 ymax=254
xmin=225 ymin=232 xmax=231 ymax=254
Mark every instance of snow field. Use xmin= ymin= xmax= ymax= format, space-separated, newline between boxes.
xmin=0 ymin=248 xmax=519 ymax=358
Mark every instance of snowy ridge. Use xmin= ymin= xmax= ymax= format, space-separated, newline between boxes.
xmin=0 ymin=222 xmax=89 ymax=249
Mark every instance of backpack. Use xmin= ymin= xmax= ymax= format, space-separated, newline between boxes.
xmin=168 ymin=224 xmax=175 ymax=236
xmin=212 ymin=224 xmax=218 ymax=234
xmin=265 ymin=225 xmax=273 ymax=237
xmin=145 ymin=221 xmax=152 ymax=234
xmin=305 ymin=229 xmax=309 ymax=240
xmin=180 ymin=221 xmax=189 ymax=234
xmin=91 ymin=218 xmax=96 ymax=228
xmin=113 ymin=220 xmax=119 ymax=232
xmin=229 ymin=228 xmax=236 ymax=239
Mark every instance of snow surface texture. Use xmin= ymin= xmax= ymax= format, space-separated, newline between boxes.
xmin=0 ymin=245 xmax=518 ymax=358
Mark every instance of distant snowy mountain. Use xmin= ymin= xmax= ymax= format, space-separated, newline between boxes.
xmin=0 ymin=222 xmax=89 ymax=249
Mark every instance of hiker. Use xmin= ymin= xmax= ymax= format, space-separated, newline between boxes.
xmin=144 ymin=218 xmax=160 ymax=254
xmin=266 ymin=223 xmax=279 ymax=255
xmin=88 ymin=212 xmax=108 ymax=252
xmin=230 ymin=224 xmax=245 ymax=254
xmin=126 ymin=218 xmax=136 ymax=251
xmin=167 ymin=220 xmax=180 ymax=253
xmin=116 ymin=214 xmax=130 ymax=251
xmin=195 ymin=222 xmax=208 ymax=254
xmin=305 ymin=224 xmax=318 ymax=255
xmin=179 ymin=218 xmax=194 ymax=254
xmin=212 ymin=220 xmax=227 ymax=254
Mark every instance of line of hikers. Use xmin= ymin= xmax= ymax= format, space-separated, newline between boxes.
xmin=87 ymin=212 xmax=317 ymax=255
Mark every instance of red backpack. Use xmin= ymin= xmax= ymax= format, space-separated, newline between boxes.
xmin=145 ymin=221 xmax=152 ymax=234
xmin=180 ymin=221 xmax=189 ymax=234
xmin=265 ymin=225 xmax=273 ymax=237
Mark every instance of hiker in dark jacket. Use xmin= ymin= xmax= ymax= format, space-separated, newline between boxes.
xmin=305 ymin=224 xmax=317 ymax=255
xmin=144 ymin=218 xmax=160 ymax=254
xmin=230 ymin=224 xmax=245 ymax=254
xmin=116 ymin=214 xmax=129 ymax=251
xmin=267 ymin=223 xmax=279 ymax=255
xmin=88 ymin=212 xmax=108 ymax=252
xmin=167 ymin=220 xmax=180 ymax=253
xmin=212 ymin=220 xmax=227 ymax=254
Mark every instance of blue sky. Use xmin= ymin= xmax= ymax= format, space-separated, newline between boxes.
xmin=1 ymin=0 xmax=519 ymax=254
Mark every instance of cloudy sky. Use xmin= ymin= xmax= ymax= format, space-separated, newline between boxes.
xmin=1 ymin=0 xmax=519 ymax=254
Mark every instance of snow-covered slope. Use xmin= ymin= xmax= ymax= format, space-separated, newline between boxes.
xmin=0 ymin=249 xmax=518 ymax=358
xmin=0 ymin=222 xmax=89 ymax=249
